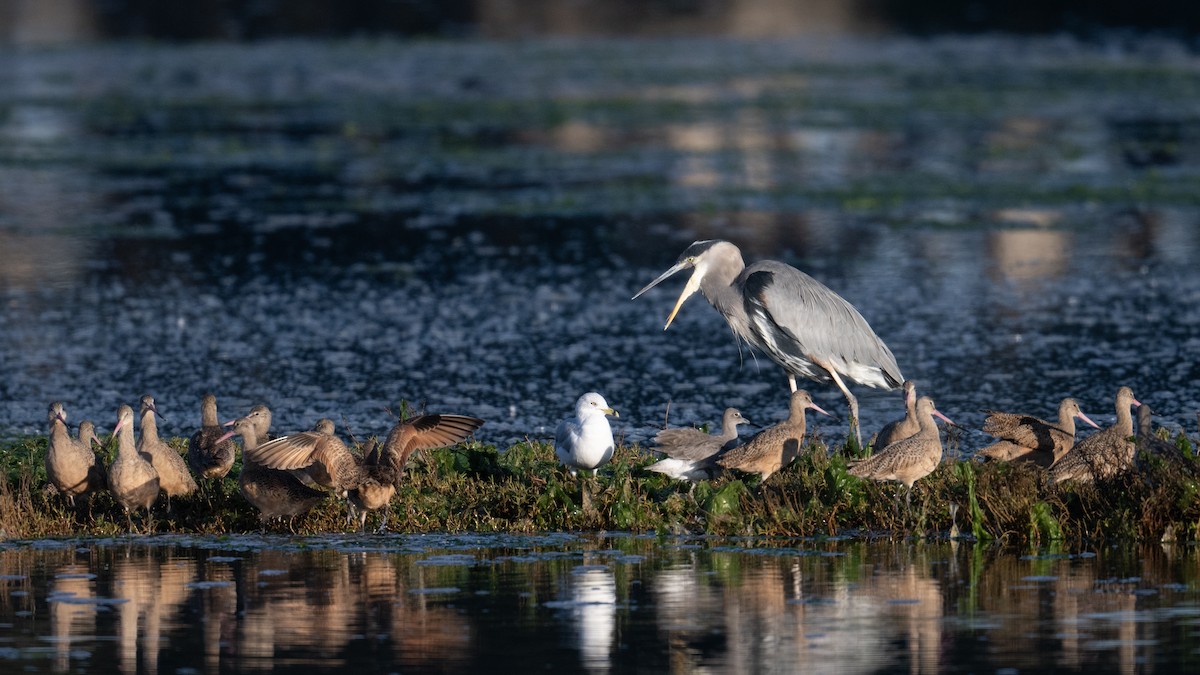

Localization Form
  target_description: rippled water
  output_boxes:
[0,534,1196,673]
[2,37,1200,454]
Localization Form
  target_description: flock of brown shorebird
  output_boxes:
[45,396,484,532]
[41,239,1185,532]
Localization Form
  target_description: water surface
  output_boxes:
[1,37,1200,453]
[0,534,1197,673]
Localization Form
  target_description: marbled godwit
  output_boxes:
[716,390,830,482]
[108,404,159,532]
[874,380,918,450]
[378,412,485,482]
[633,239,904,449]
[977,397,1100,467]
[45,403,106,507]
[248,411,483,528]
[186,393,237,485]
[1049,386,1141,484]
[137,395,198,505]
[648,407,752,481]
[218,414,324,530]
[1135,404,1196,474]
[556,392,618,476]
[346,440,399,532]
[848,396,952,510]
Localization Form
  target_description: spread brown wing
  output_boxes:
[248,432,326,470]
[982,412,1064,448]
[400,414,485,452]
[381,413,485,474]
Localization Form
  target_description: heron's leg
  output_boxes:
[823,366,862,450]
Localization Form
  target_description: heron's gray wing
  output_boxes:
[740,262,903,388]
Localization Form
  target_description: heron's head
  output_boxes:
[631,240,726,330]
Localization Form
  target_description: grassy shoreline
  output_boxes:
[4,432,1198,544]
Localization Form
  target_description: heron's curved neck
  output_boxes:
[700,258,745,316]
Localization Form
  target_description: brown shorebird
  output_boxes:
[977,397,1100,467]
[346,440,400,532]
[849,396,952,511]
[873,380,919,450]
[648,407,752,481]
[137,395,198,506]
[1049,386,1141,484]
[716,390,830,482]
[247,412,484,528]
[218,413,324,531]
[186,393,237,484]
[44,403,107,508]
[108,404,160,532]
[1135,404,1196,474]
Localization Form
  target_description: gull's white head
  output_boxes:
[575,392,619,419]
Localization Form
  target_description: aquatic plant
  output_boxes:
[0,433,1198,545]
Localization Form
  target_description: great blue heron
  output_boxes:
[633,239,903,448]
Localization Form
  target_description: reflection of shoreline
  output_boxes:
[1,536,1195,672]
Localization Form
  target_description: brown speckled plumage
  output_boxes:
[1049,387,1140,484]
[716,391,825,482]
[978,397,1098,467]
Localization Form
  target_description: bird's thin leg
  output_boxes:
[787,373,798,393]
[377,510,389,534]
[824,366,862,451]
[905,484,914,517]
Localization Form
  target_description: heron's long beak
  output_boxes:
[1076,411,1101,429]
[632,260,703,330]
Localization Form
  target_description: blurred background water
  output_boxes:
[2,3,1200,454]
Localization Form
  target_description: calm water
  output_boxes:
[0,534,1195,673]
